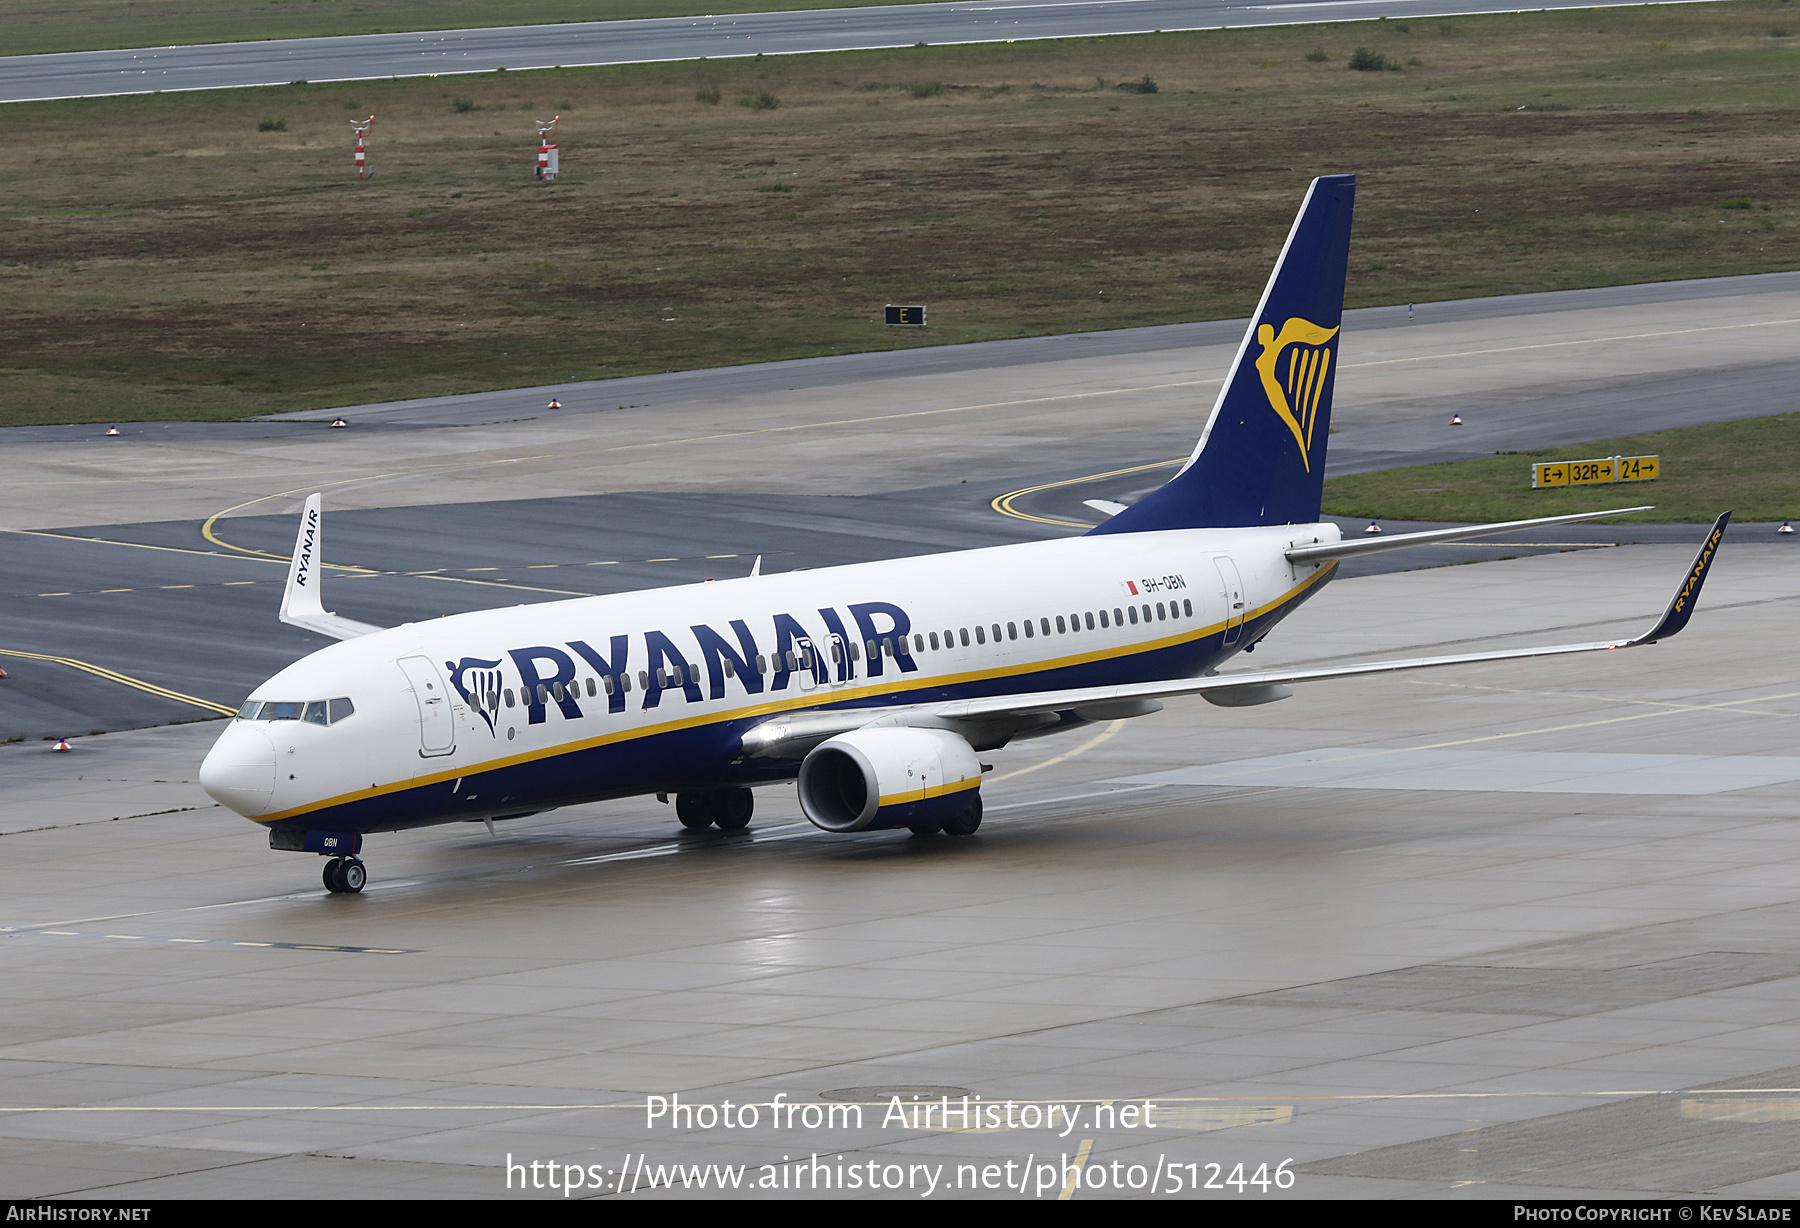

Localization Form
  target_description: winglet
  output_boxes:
[278,494,382,641]
[1626,511,1731,645]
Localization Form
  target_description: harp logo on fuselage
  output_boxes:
[1253,317,1340,473]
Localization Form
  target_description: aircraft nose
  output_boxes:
[199,724,277,817]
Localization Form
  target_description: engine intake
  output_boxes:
[797,727,983,833]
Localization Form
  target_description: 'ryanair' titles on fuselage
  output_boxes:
[448,600,921,734]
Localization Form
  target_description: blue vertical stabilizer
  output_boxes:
[1092,174,1356,534]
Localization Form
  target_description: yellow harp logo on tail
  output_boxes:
[1254,317,1340,472]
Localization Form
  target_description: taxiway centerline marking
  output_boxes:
[0,648,235,715]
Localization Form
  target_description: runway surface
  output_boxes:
[0,0,1708,104]
[3,541,1798,1198]
[1,275,1798,1198]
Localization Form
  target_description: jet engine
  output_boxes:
[797,727,984,834]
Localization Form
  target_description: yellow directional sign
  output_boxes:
[1532,454,1659,489]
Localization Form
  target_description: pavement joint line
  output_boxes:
[0,925,413,954]
[1343,316,1800,372]
[1121,690,1800,791]
[1405,678,1800,718]
[0,1090,1781,1113]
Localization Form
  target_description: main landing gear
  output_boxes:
[323,856,367,894]
[674,788,755,832]
[910,793,983,837]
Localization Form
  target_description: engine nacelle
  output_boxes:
[797,727,983,833]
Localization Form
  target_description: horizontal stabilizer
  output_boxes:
[1285,506,1654,564]
[279,493,383,641]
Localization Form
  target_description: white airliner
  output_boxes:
[199,175,1730,894]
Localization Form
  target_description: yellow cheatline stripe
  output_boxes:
[253,565,1337,825]
[1060,1139,1095,1201]
[990,459,1186,528]
[876,775,982,808]
[0,649,236,716]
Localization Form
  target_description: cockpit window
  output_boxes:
[240,697,355,724]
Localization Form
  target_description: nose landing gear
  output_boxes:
[323,857,367,894]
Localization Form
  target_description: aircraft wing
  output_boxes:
[742,512,1729,758]
[278,493,384,641]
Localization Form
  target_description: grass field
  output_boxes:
[1320,413,1800,523]
[2,3,1798,427]
[0,0,937,57]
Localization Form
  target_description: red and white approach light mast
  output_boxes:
[535,115,560,181]
[350,115,374,178]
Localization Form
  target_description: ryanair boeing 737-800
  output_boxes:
[199,175,1730,894]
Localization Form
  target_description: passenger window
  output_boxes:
[329,696,355,723]
[975,625,986,645]
[1157,603,1166,621]
[536,684,549,703]
[638,670,648,690]
[942,628,952,648]
[1023,620,1034,639]
[1099,610,1109,628]
[1085,612,1095,631]
[909,634,921,653]
[1127,607,1138,625]
[622,674,633,693]
[1055,616,1066,634]
[1113,607,1124,626]
[1142,604,1152,623]
[830,643,842,664]
[504,689,515,708]
[1007,622,1017,641]
[304,701,329,726]
[929,631,940,651]
[1184,598,1194,617]
[849,641,861,662]
[586,677,596,697]
[553,682,565,701]
[724,658,736,677]
[603,675,615,695]
[959,628,970,647]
